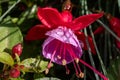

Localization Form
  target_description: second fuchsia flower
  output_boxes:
[94,14,120,49]
[25,7,108,79]
[107,14,120,49]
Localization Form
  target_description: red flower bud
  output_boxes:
[12,43,23,58]
[9,68,20,78]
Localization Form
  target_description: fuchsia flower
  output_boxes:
[26,7,108,79]
[26,7,103,54]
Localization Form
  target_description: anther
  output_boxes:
[75,58,79,63]
[62,59,67,65]
[57,55,61,59]
[45,68,49,74]
[79,72,84,78]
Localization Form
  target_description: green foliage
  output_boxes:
[0,52,14,66]
[21,58,50,73]
[0,21,23,52]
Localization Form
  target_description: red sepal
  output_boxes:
[25,25,50,40]
[37,7,64,28]
[72,13,103,31]
[93,26,105,35]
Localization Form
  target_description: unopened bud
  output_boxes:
[9,68,20,78]
[12,43,23,58]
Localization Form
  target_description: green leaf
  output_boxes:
[0,52,14,66]
[34,77,61,80]
[38,60,50,72]
[0,22,23,52]
[20,58,36,72]
[21,58,49,73]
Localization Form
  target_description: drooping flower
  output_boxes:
[106,14,120,48]
[25,7,108,79]
[42,26,108,80]
[26,7,103,54]
[43,26,82,65]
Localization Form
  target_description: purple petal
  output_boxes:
[42,27,83,65]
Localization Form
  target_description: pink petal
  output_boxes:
[61,11,73,22]
[76,32,96,54]
[71,13,103,31]
[37,7,64,28]
[42,37,83,65]
[25,25,50,40]
[45,27,80,47]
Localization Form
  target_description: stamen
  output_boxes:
[76,61,82,73]
[67,44,77,58]
[66,45,84,78]
[57,42,63,60]
[73,61,79,75]
[75,58,79,63]
[62,43,70,74]
[63,43,66,61]
[66,44,79,75]
[45,60,52,74]
[46,41,60,74]
[47,60,52,69]
[62,43,67,66]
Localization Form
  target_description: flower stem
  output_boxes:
[82,0,100,79]
[84,28,100,80]
[89,26,108,76]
